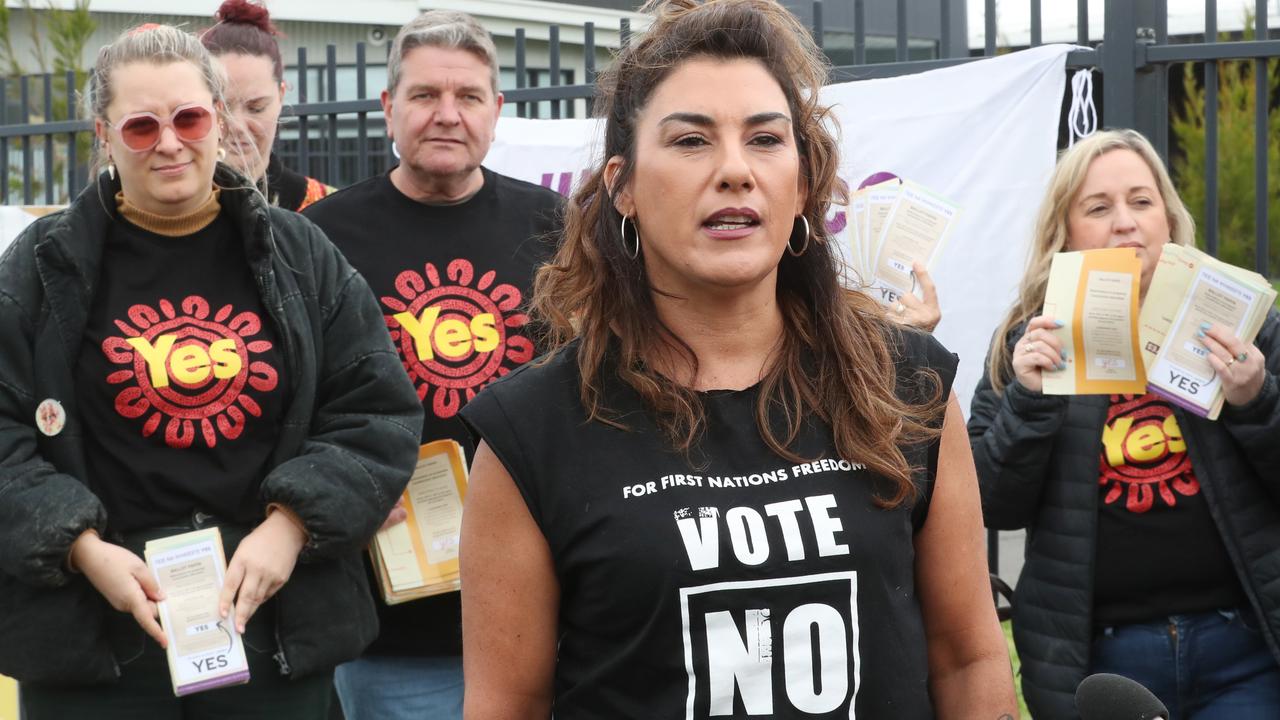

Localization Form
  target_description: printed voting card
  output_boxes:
[1041,248,1147,395]
[846,178,960,308]
[145,527,249,696]
[1139,243,1276,419]
[371,439,469,605]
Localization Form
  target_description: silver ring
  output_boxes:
[1023,342,1035,354]
[1236,351,1249,363]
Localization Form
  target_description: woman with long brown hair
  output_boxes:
[458,1,1014,717]
[970,129,1280,718]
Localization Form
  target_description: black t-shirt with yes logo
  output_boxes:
[77,213,287,534]
[304,166,561,657]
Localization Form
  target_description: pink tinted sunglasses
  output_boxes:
[107,103,216,152]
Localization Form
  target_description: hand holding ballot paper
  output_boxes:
[1041,247,1147,396]
[1037,244,1275,418]
[845,176,955,330]
[145,529,250,696]
[371,439,469,604]
[1139,244,1276,418]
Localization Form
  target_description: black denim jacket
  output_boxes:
[0,165,423,683]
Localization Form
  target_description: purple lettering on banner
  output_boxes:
[539,171,573,196]
[819,175,852,234]
[539,170,592,197]
[825,211,846,235]
[859,170,899,190]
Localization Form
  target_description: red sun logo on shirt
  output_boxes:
[382,259,534,419]
[102,296,279,449]
[1098,394,1199,513]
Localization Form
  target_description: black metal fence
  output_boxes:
[3,2,1276,269]
[0,16,1272,280]
[274,20,612,190]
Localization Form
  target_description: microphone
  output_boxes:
[1075,673,1169,720]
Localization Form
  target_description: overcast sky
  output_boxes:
[967,0,1280,48]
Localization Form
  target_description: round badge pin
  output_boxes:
[35,398,66,437]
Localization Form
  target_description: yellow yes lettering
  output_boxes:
[1100,413,1186,468]
[394,307,499,361]
[125,336,242,388]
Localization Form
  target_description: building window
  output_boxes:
[283,64,387,104]
[822,33,938,66]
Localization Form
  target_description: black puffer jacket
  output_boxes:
[968,311,1280,720]
[0,165,423,684]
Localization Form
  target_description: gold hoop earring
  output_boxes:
[787,215,811,257]
[620,215,641,260]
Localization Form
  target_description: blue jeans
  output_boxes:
[333,655,463,720]
[1091,607,1280,719]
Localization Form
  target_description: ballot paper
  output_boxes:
[867,181,960,306]
[145,528,249,696]
[1140,243,1276,419]
[846,178,960,308]
[371,439,469,605]
[1041,248,1148,395]
[846,194,869,282]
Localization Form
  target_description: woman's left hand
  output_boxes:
[1200,323,1267,407]
[218,510,308,633]
[889,262,941,332]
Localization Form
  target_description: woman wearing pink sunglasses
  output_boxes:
[0,23,422,719]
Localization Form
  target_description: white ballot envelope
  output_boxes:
[145,527,250,696]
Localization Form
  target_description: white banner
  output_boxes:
[0,207,44,255]
[488,45,1075,412]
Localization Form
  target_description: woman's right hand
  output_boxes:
[69,530,167,648]
[889,262,942,333]
[1012,315,1068,394]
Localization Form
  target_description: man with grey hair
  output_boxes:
[304,10,562,718]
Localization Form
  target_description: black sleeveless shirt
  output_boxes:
[461,329,956,719]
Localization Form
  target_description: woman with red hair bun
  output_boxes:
[202,0,333,211]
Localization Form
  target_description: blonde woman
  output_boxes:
[970,129,1280,719]
[0,24,421,718]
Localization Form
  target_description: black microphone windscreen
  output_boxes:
[1075,673,1169,720]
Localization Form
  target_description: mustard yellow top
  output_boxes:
[115,188,221,237]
